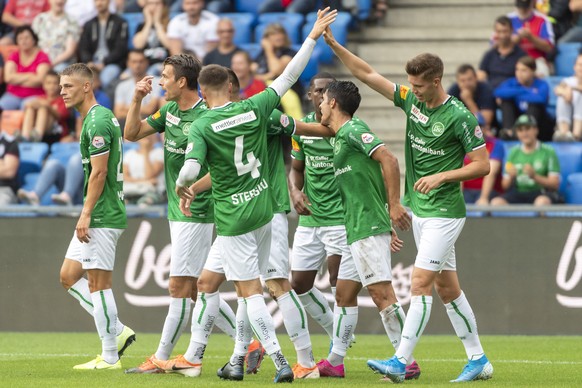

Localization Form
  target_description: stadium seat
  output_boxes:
[291,44,321,87]
[123,12,145,50]
[1,110,24,136]
[304,11,352,63]
[501,140,519,158]
[219,13,255,45]
[565,172,582,204]
[550,142,582,194]
[238,43,262,61]
[555,43,582,77]
[234,0,261,14]
[17,142,49,184]
[357,0,372,21]
[48,142,80,166]
[20,172,58,206]
[545,76,564,118]
[255,13,305,44]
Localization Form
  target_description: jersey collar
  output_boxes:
[210,101,233,110]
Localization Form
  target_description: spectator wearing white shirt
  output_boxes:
[167,0,218,60]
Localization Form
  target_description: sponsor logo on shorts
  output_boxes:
[429,260,440,265]
[364,273,375,279]
[267,268,276,273]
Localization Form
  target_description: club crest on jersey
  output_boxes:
[411,104,429,124]
[111,117,120,127]
[279,114,289,127]
[182,122,191,136]
[361,133,374,144]
[92,136,105,149]
[334,140,342,155]
[185,142,193,154]
[166,113,180,126]
[329,137,335,147]
[431,122,445,137]
[474,125,483,139]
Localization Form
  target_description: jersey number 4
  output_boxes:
[234,135,261,178]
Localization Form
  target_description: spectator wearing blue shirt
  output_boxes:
[448,64,497,135]
[494,55,554,141]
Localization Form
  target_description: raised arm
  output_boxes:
[124,76,158,141]
[323,27,395,101]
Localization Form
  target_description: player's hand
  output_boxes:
[75,213,91,243]
[179,197,192,217]
[390,203,411,231]
[413,173,444,194]
[523,164,535,178]
[475,196,489,206]
[134,75,154,101]
[322,25,336,46]
[308,7,337,41]
[291,190,312,216]
[176,184,193,200]
[390,230,403,253]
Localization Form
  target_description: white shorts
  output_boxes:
[220,222,271,281]
[65,228,124,271]
[262,213,290,281]
[412,215,465,272]
[291,225,348,271]
[203,238,224,274]
[348,233,393,287]
[169,221,213,277]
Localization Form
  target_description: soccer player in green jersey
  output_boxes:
[123,54,236,376]
[182,69,334,380]
[322,30,493,383]
[175,9,338,383]
[490,114,561,206]
[312,80,414,378]
[57,63,133,370]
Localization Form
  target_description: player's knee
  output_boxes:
[266,278,291,299]
[197,275,219,293]
[290,277,310,295]
[335,289,357,307]
[168,276,193,298]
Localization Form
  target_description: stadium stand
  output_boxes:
[48,142,79,166]
[555,42,581,77]
[545,75,564,118]
[234,0,261,14]
[123,12,145,50]
[1,110,24,136]
[255,13,305,44]
[566,173,582,204]
[304,11,351,63]
[17,142,49,184]
[219,12,255,45]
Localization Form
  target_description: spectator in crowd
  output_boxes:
[0,115,19,205]
[554,53,582,141]
[203,18,241,67]
[479,15,527,90]
[167,0,219,60]
[33,0,81,72]
[78,0,129,90]
[494,55,554,141]
[555,0,582,43]
[0,26,51,111]
[17,152,84,206]
[65,0,116,27]
[132,0,171,76]
[491,114,561,206]
[253,23,303,118]
[448,64,497,134]
[123,135,164,206]
[20,70,70,144]
[169,0,232,14]
[0,0,49,44]
[114,49,161,127]
[258,0,316,14]
[231,50,266,99]
[508,0,555,77]
[548,0,573,42]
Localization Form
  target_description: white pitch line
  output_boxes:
[1,353,580,365]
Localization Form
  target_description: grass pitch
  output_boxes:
[1,333,581,387]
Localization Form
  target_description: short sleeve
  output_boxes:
[345,122,384,157]
[267,109,295,137]
[87,115,115,157]
[185,123,207,164]
[291,136,304,161]
[392,83,410,111]
[456,114,486,154]
[147,103,168,133]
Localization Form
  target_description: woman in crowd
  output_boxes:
[132,0,171,76]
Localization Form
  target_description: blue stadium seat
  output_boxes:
[218,13,255,45]
[304,11,351,64]
[545,76,564,118]
[238,43,262,61]
[501,140,519,158]
[123,12,145,50]
[21,172,58,206]
[555,43,582,77]
[48,142,79,166]
[18,142,49,184]
[550,142,582,194]
[357,0,372,20]
[256,13,305,44]
[234,0,261,14]
[291,44,321,87]
[565,172,582,204]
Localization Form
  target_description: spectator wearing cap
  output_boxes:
[448,64,497,135]
[494,55,554,141]
[203,18,241,67]
[507,0,555,77]
[553,52,582,141]
[491,114,561,206]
